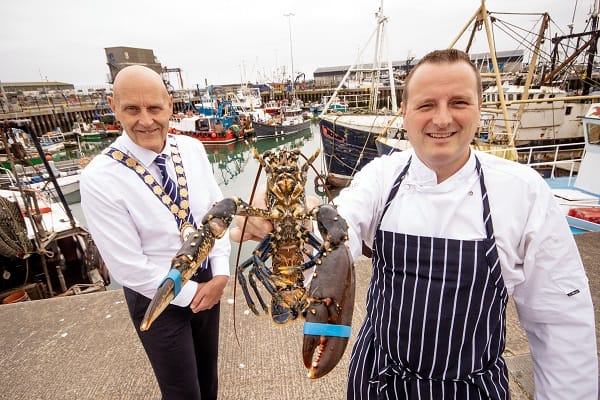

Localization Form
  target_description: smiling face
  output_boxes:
[401,60,481,183]
[108,66,173,154]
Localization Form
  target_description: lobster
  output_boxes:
[140,148,355,379]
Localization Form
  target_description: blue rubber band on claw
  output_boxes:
[303,322,351,338]
[160,269,182,297]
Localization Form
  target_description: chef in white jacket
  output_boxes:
[232,48,598,399]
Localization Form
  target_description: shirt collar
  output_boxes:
[115,132,170,168]
[405,149,477,191]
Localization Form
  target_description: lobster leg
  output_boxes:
[237,245,267,315]
[302,205,355,379]
[236,264,265,315]
[236,233,279,314]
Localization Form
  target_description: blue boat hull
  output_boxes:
[318,117,379,186]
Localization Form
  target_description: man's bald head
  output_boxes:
[112,65,169,102]
[108,65,173,153]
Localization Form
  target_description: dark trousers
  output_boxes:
[124,284,220,400]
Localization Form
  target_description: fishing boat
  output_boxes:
[318,1,399,188]
[39,130,67,153]
[0,163,82,197]
[310,96,349,116]
[252,99,311,139]
[453,1,600,152]
[376,0,600,162]
[225,86,263,111]
[169,99,253,145]
[98,113,122,137]
[0,127,66,165]
[71,120,107,141]
[543,103,600,233]
[169,113,246,145]
[253,14,311,140]
[0,120,109,304]
[264,100,282,116]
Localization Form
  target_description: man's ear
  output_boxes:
[107,96,116,113]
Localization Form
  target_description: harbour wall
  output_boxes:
[0,87,401,136]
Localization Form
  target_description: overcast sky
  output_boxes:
[0,0,593,89]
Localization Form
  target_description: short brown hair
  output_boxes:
[402,49,482,102]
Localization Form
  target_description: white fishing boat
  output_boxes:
[480,85,588,146]
[0,120,109,304]
[71,120,107,141]
[0,164,82,197]
[543,103,600,233]
[253,99,310,139]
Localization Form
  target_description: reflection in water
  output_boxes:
[251,128,313,154]
[205,128,314,187]
[205,141,252,186]
[63,137,117,160]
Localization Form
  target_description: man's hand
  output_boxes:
[229,189,322,243]
[190,275,229,313]
[229,189,273,242]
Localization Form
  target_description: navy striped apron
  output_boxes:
[348,157,510,400]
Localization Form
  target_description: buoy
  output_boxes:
[2,290,30,304]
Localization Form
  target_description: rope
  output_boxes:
[348,114,382,178]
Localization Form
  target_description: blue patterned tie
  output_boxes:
[155,153,206,272]
[155,154,180,206]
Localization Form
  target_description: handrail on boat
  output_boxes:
[0,165,18,186]
[478,141,585,179]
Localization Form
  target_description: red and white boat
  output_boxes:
[168,112,249,145]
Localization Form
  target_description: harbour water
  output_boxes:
[68,122,332,274]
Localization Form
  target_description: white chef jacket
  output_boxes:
[335,148,598,399]
[80,133,231,307]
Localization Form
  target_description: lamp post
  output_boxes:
[284,13,295,97]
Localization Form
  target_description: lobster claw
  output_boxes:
[139,198,238,331]
[302,206,355,379]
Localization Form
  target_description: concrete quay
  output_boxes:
[0,232,598,400]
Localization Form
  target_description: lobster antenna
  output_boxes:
[232,159,265,349]
[299,152,337,205]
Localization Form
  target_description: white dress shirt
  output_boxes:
[335,148,598,399]
[80,133,231,307]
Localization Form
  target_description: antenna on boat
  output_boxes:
[371,1,397,113]
[449,0,515,144]
[284,13,296,101]
[319,0,397,117]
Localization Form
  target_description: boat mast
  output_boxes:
[284,13,296,101]
[583,0,599,95]
[514,13,549,134]
[370,1,397,113]
[543,0,599,94]
[449,0,513,144]
[320,0,396,116]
